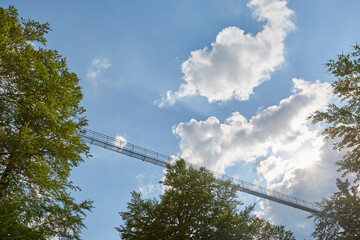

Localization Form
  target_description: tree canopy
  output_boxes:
[0,5,92,239]
[309,45,360,181]
[116,159,295,240]
[310,179,360,240]
[309,45,360,239]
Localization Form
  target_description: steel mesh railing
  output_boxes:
[80,129,319,214]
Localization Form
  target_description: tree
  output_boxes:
[310,179,360,240]
[309,45,360,239]
[116,159,295,240]
[309,45,360,181]
[0,6,93,239]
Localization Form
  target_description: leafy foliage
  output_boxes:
[0,6,93,239]
[310,179,360,240]
[309,45,360,239]
[116,159,295,240]
[309,45,360,181]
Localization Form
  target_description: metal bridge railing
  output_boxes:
[80,129,319,214]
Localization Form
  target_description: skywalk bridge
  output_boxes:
[80,129,320,214]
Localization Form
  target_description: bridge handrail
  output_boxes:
[80,128,319,213]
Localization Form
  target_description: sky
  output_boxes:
[2,0,360,239]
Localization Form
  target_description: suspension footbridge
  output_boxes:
[80,129,319,214]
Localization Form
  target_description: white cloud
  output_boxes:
[173,79,331,174]
[114,135,127,145]
[136,173,162,197]
[173,78,342,238]
[157,0,294,107]
[113,135,127,152]
[87,58,111,86]
[257,156,287,184]
[256,139,342,238]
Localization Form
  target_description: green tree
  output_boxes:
[309,45,360,181]
[309,45,360,239]
[310,179,360,240]
[0,6,93,239]
[116,159,295,240]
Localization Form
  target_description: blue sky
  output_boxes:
[3,0,360,239]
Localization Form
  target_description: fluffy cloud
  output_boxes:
[256,139,342,238]
[87,58,111,85]
[114,135,127,144]
[173,79,331,173]
[173,78,341,238]
[113,135,127,150]
[157,0,294,107]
